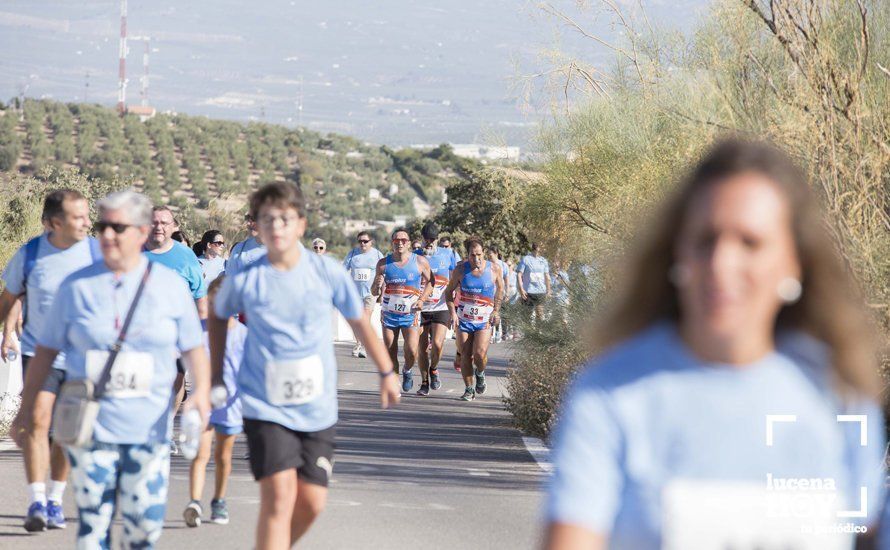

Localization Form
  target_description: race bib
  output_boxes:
[459,302,493,324]
[352,268,372,283]
[85,350,154,399]
[529,272,545,285]
[384,292,417,314]
[429,284,446,303]
[266,355,324,406]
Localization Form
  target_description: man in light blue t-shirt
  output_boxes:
[342,230,384,358]
[227,214,267,277]
[516,243,551,319]
[0,189,98,531]
[209,181,400,547]
[144,206,207,442]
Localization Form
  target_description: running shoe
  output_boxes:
[46,500,66,529]
[460,387,476,402]
[416,383,430,396]
[401,369,414,392]
[170,439,181,456]
[357,346,367,359]
[351,345,361,358]
[475,371,487,395]
[210,498,229,525]
[24,501,47,532]
[429,369,441,390]
[183,500,203,528]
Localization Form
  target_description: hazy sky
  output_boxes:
[0,1,709,148]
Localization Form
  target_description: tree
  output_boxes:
[433,167,529,259]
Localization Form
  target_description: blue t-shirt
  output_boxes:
[198,255,226,285]
[342,247,384,298]
[226,236,266,277]
[517,254,550,295]
[144,240,207,299]
[208,321,246,428]
[214,244,363,432]
[39,258,204,444]
[2,235,100,364]
[547,323,886,548]
[422,247,456,312]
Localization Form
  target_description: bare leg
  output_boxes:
[418,328,431,383]
[289,479,328,545]
[460,332,475,388]
[189,428,214,501]
[24,392,54,485]
[49,442,69,484]
[172,372,186,414]
[213,433,237,500]
[257,469,297,550]
[472,328,491,375]
[429,322,448,371]
[382,326,399,374]
[402,327,420,374]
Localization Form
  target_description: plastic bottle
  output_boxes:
[179,409,203,460]
[210,385,228,409]
[6,349,17,362]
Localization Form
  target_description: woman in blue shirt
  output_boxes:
[545,139,886,549]
[14,190,211,550]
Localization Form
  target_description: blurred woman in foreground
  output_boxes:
[545,139,886,549]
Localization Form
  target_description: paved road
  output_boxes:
[0,341,546,549]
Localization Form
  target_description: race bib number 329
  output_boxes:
[266,355,325,406]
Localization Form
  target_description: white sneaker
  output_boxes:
[357,346,367,358]
[351,345,361,358]
[183,500,202,528]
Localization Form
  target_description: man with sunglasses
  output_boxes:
[371,228,433,392]
[228,213,267,277]
[416,223,456,396]
[438,236,462,264]
[0,189,99,532]
[343,231,384,358]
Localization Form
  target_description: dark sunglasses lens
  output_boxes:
[97,222,127,234]
[358,240,370,244]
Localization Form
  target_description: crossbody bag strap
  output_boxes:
[93,262,154,400]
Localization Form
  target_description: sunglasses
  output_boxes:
[392,238,409,244]
[209,241,226,246]
[358,239,371,244]
[95,221,134,234]
[314,246,325,250]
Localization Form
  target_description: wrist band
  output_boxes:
[378,368,395,378]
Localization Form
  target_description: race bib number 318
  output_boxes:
[266,355,325,406]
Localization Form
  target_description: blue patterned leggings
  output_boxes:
[67,442,170,550]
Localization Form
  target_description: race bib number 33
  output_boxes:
[85,350,154,399]
[266,355,325,406]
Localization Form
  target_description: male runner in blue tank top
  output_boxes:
[371,228,433,393]
[416,222,456,396]
[444,237,504,401]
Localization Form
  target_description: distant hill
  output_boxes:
[0,99,480,246]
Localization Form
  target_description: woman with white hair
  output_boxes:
[14,189,211,549]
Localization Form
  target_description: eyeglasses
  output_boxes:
[258,215,300,228]
[210,241,225,247]
[392,238,409,244]
[358,239,371,244]
[96,221,134,234]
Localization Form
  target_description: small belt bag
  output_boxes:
[52,263,153,447]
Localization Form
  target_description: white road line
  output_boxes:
[467,469,491,477]
[0,438,17,452]
[522,436,553,473]
[446,389,455,393]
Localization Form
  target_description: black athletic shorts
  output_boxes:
[420,310,451,327]
[525,293,546,306]
[21,355,66,395]
[175,358,185,374]
[243,418,336,487]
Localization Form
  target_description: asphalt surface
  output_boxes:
[0,341,546,549]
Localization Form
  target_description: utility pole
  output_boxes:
[117,0,128,115]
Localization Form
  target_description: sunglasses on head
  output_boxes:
[95,221,133,234]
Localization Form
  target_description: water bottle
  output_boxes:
[179,408,203,460]
[6,349,17,362]
[210,385,228,409]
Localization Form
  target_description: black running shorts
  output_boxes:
[22,355,66,395]
[420,310,452,327]
[243,418,336,487]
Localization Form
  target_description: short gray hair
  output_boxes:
[97,189,153,227]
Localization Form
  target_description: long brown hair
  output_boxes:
[598,138,881,397]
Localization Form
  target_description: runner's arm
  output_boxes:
[416,256,433,304]
[181,344,211,425]
[1,297,22,361]
[491,264,505,326]
[545,272,552,296]
[370,258,386,297]
[544,523,607,550]
[195,296,208,320]
[444,264,463,320]
[0,288,22,327]
[207,309,229,389]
